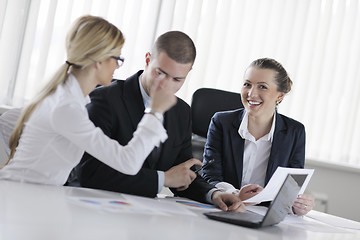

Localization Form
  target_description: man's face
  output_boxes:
[142,51,193,96]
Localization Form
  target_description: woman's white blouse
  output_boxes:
[0,74,167,185]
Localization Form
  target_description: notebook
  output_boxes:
[204,174,307,228]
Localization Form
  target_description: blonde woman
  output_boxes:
[0,15,176,185]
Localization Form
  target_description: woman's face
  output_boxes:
[240,67,285,120]
[97,51,122,86]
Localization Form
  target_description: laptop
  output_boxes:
[204,174,307,228]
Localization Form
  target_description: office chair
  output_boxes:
[190,88,243,160]
[191,88,243,138]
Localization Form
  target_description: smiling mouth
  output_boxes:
[248,100,261,106]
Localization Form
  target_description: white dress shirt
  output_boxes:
[215,112,275,193]
[0,107,22,157]
[0,74,168,185]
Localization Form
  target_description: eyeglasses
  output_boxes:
[111,56,125,67]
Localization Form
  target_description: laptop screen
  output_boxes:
[261,174,307,227]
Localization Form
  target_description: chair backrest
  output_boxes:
[191,88,243,138]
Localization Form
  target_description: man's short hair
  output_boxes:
[151,31,196,65]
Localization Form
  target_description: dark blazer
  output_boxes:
[202,108,305,189]
[77,71,213,203]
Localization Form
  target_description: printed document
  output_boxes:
[243,167,314,203]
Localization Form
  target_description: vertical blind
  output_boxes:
[1,0,360,168]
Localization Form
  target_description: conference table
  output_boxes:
[1,180,359,240]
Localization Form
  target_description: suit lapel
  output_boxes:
[230,111,245,188]
[146,107,174,170]
[154,101,184,170]
[122,71,161,169]
[265,112,286,185]
[152,110,174,169]
[123,71,146,130]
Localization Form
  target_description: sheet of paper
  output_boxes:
[159,196,219,211]
[123,194,197,216]
[247,206,353,233]
[243,167,314,203]
[67,196,162,215]
[283,215,352,233]
[305,210,360,230]
[67,193,197,216]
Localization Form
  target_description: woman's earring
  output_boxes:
[275,100,280,110]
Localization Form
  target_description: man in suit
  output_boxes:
[75,31,246,211]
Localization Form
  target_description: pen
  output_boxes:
[194,159,215,173]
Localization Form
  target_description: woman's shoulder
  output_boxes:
[277,113,305,130]
[213,108,244,119]
[212,108,244,127]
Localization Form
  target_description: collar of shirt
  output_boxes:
[238,111,276,142]
[67,73,91,105]
[138,74,151,109]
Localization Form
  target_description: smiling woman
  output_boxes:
[202,58,315,216]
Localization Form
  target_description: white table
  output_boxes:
[1,180,359,240]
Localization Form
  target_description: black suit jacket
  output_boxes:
[202,108,305,188]
[77,71,213,202]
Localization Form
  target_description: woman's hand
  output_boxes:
[238,184,263,203]
[149,78,177,114]
[292,194,315,216]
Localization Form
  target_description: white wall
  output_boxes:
[305,159,360,222]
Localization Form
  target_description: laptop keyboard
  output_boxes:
[216,210,264,223]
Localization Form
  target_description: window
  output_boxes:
[1,0,360,168]
[0,0,162,106]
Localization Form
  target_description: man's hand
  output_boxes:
[164,158,202,191]
[238,184,263,202]
[212,191,246,212]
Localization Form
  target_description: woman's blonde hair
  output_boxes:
[2,15,124,167]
